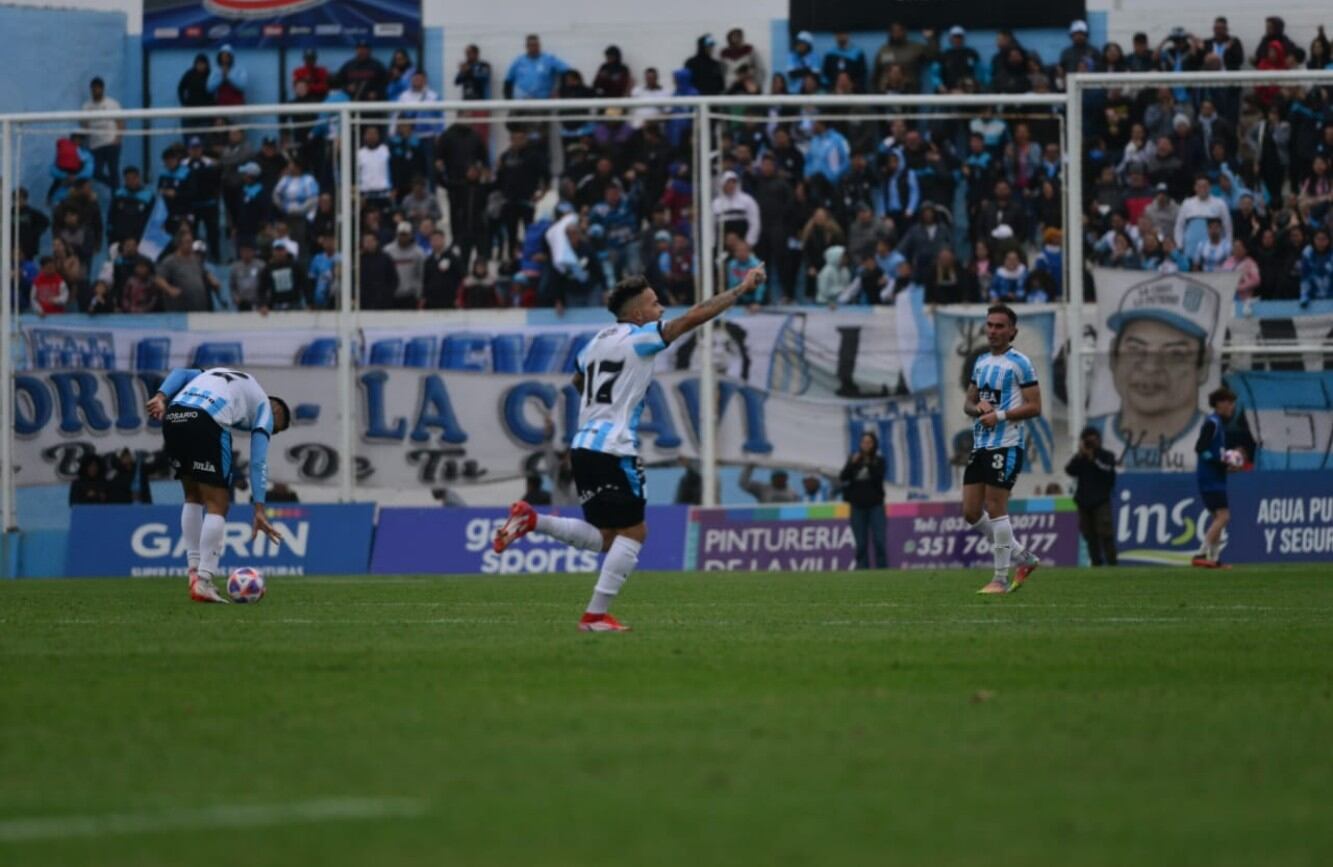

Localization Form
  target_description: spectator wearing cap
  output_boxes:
[721,28,765,92]
[822,32,866,93]
[232,162,269,243]
[1175,175,1232,261]
[787,31,821,90]
[939,27,980,91]
[386,220,425,308]
[455,44,492,100]
[874,22,937,93]
[592,46,631,98]
[107,167,154,246]
[81,77,124,190]
[228,237,263,311]
[259,241,309,311]
[339,40,389,101]
[181,136,222,261]
[294,49,330,100]
[685,34,725,96]
[177,54,213,130]
[504,34,569,100]
[207,45,248,106]
[1059,21,1102,74]
[713,170,761,249]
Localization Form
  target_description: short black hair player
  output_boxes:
[962,305,1044,594]
[146,368,291,603]
[494,266,766,631]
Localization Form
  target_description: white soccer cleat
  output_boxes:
[190,574,229,604]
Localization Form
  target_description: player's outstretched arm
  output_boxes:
[661,265,766,345]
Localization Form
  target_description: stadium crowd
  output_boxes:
[14,15,1333,316]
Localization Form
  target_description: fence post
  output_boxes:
[337,107,356,503]
[696,105,717,507]
[1,119,14,535]
[1065,77,1087,453]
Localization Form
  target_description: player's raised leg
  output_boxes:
[493,501,603,553]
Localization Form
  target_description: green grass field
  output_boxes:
[2,566,1332,866]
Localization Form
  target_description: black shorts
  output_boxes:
[571,448,646,529]
[162,405,233,488]
[1201,489,1229,511]
[963,446,1024,490]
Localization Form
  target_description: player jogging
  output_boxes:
[962,304,1043,594]
[146,367,291,603]
[494,267,767,632]
[1192,386,1238,569]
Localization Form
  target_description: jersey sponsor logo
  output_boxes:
[192,460,217,473]
[165,410,199,422]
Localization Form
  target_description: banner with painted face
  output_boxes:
[11,366,956,492]
[1085,269,1238,472]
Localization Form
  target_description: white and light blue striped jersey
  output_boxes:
[570,321,671,456]
[169,368,276,435]
[971,349,1038,451]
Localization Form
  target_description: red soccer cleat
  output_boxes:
[578,612,631,633]
[493,501,538,553]
[1191,556,1219,569]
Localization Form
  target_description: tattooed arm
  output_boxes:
[660,265,767,345]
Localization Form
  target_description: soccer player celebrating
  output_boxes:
[494,266,767,631]
[962,304,1043,594]
[1192,386,1239,568]
[146,368,291,603]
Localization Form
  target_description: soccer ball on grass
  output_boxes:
[227,567,266,603]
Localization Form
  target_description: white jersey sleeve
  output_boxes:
[570,322,670,456]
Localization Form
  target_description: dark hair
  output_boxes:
[987,303,1017,326]
[39,255,54,267]
[270,396,293,432]
[1209,387,1236,407]
[859,430,880,453]
[90,76,104,88]
[607,275,651,317]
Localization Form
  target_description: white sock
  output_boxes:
[970,510,1029,560]
[991,515,1013,581]
[1207,540,1222,561]
[586,535,641,615]
[198,514,226,580]
[536,514,603,552]
[181,503,204,575]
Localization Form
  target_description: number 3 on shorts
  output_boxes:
[992,453,1004,470]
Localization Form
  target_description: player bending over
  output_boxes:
[1192,387,1239,569]
[962,305,1043,594]
[494,266,767,632]
[146,367,291,603]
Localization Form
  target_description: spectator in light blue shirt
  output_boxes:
[805,120,850,185]
[787,31,822,89]
[1300,228,1333,307]
[504,34,570,100]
